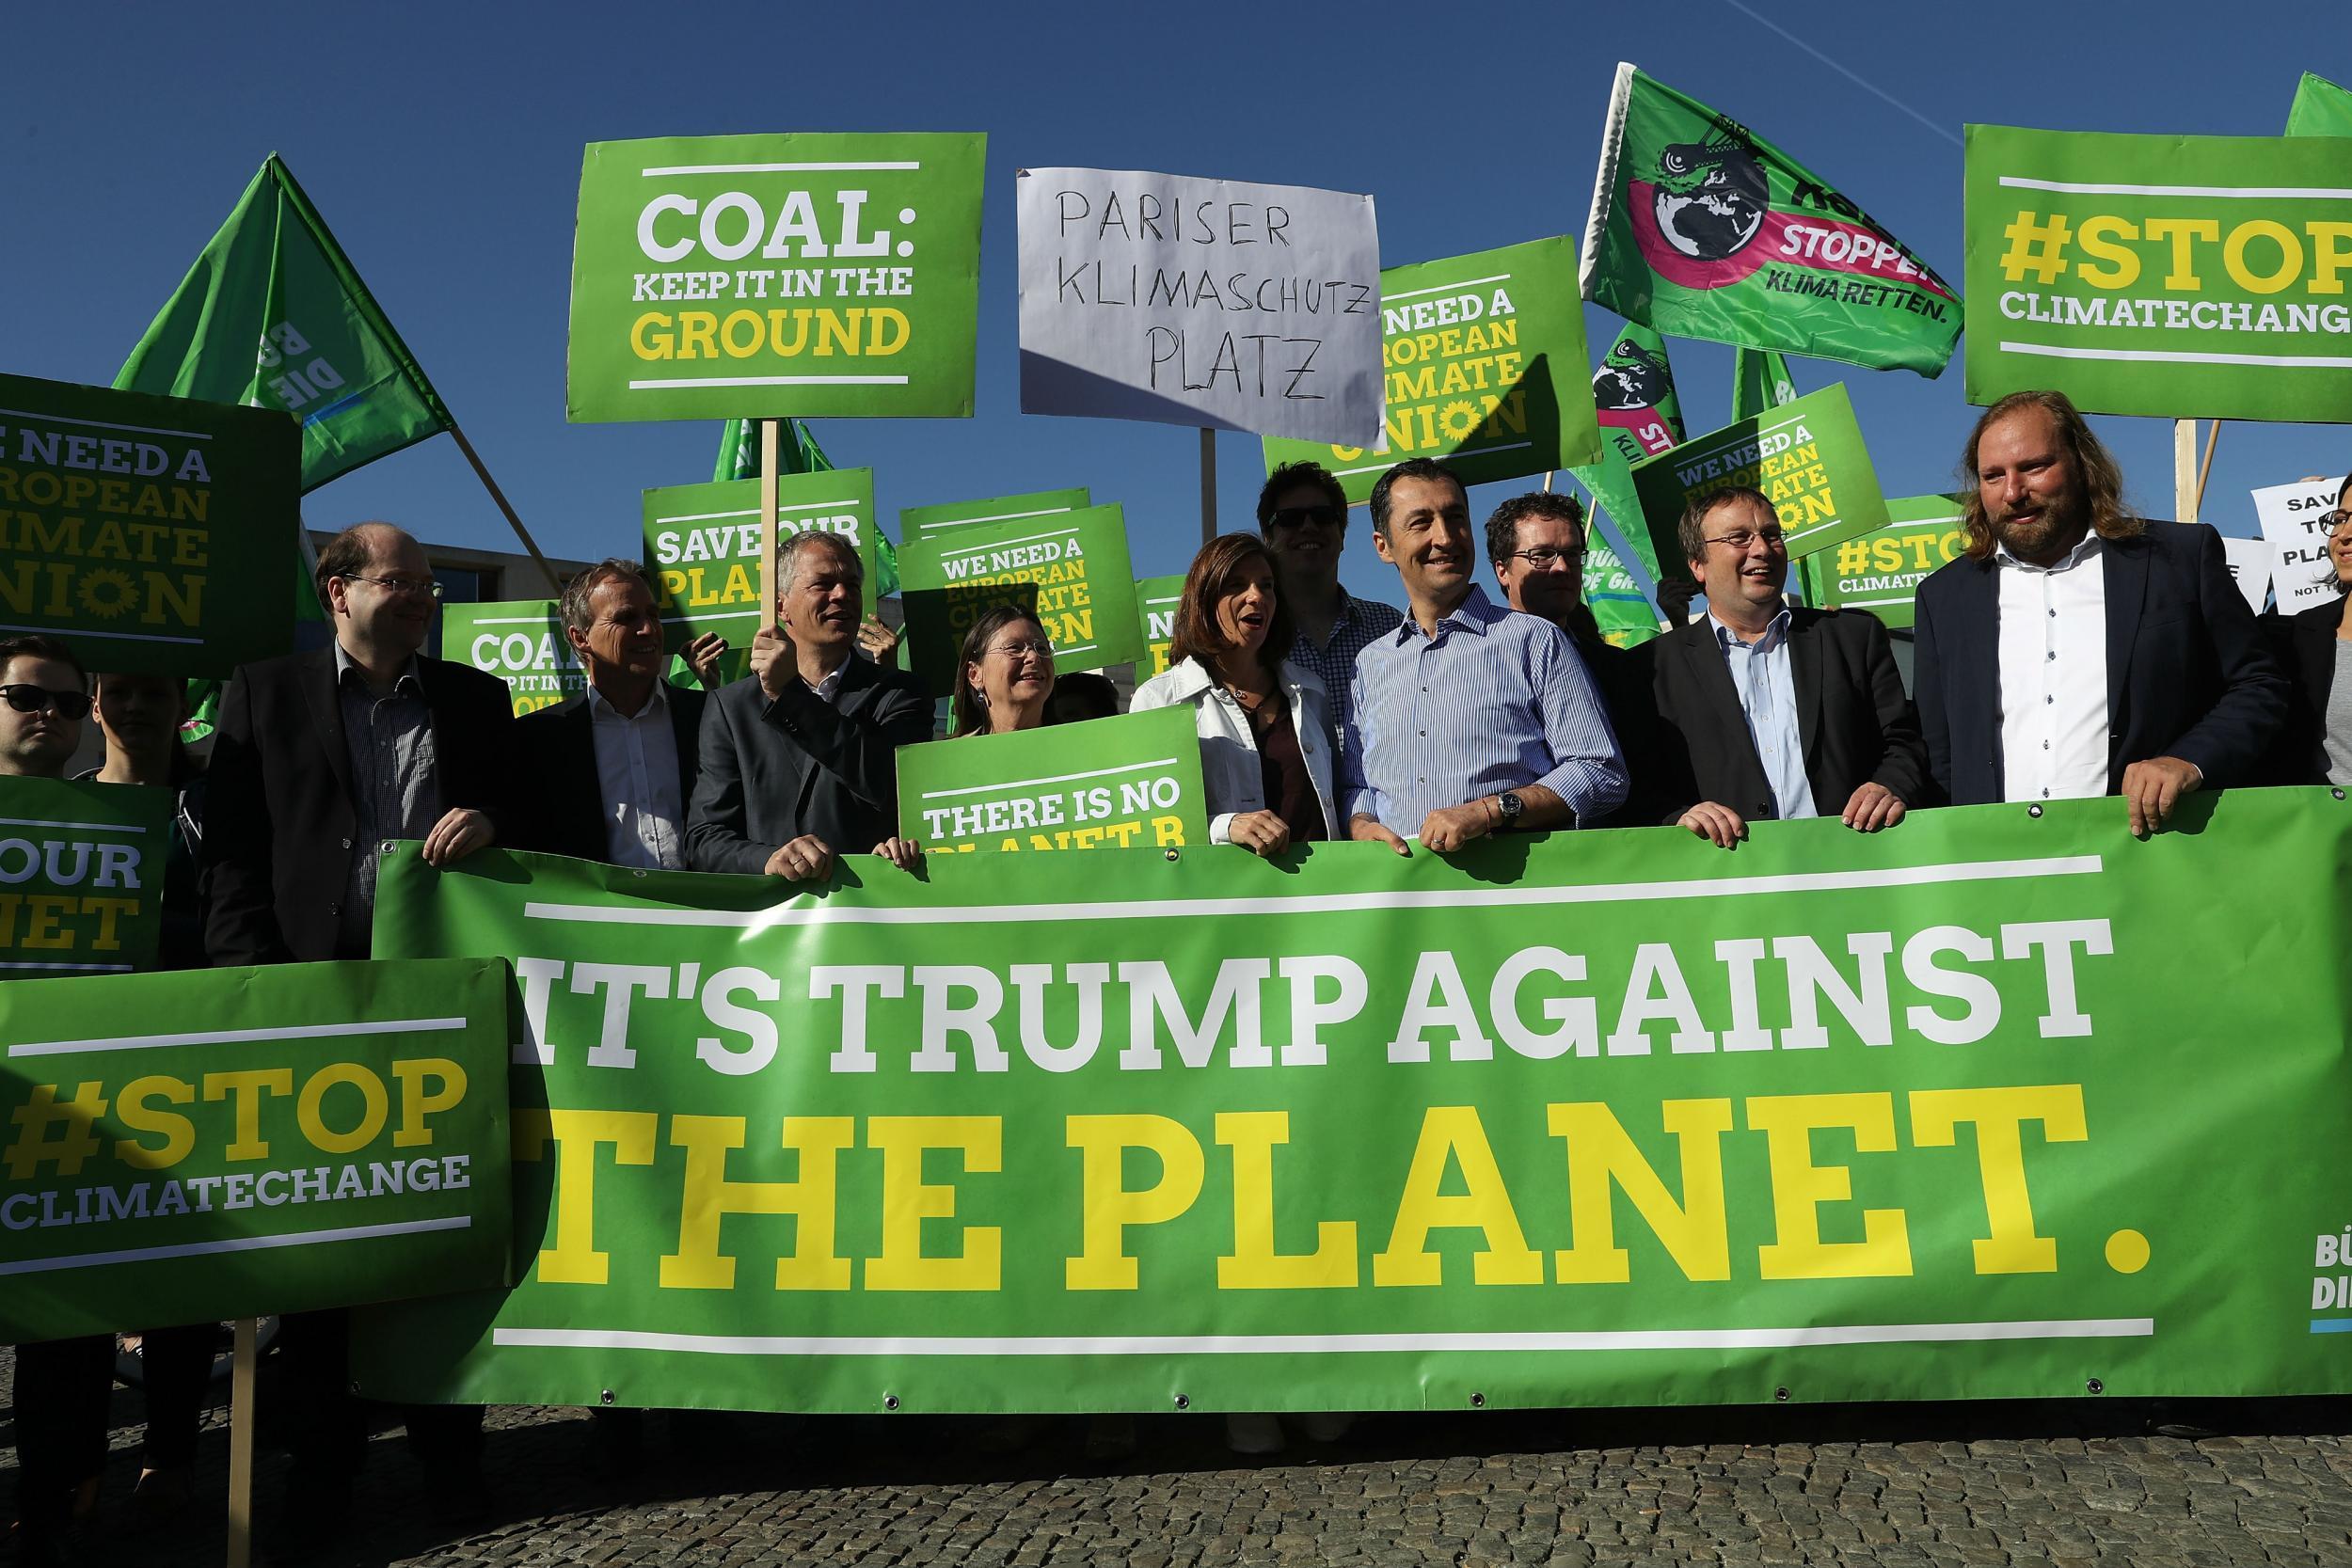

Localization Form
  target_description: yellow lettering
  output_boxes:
[1748,1093,1913,1280]
[513,1108,659,1287]
[1908,1085,2087,1275]
[1065,1114,1203,1291]
[865,1116,1002,1291]
[1372,1106,1542,1287]
[1549,1099,1733,1284]
[1216,1111,1357,1290]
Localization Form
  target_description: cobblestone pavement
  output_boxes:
[8,1347,2352,1566]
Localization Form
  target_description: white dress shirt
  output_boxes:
[1707,608,1818,820]
[588,682,686,869]
[1996,533,2110,802]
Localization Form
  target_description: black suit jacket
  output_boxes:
[202,645,520,965]
[515,684,707,862]
[1640,605,1930,822]
[685,659,933,873]
[2264,594,2350,784]
[1914,522,2287,806]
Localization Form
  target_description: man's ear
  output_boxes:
[1372,527,1396,565]
[564,624,592,657]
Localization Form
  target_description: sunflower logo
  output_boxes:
[1438,400,1482,441]
[78,568,137,620]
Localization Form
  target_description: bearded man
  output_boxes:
[1914,389,2285,832]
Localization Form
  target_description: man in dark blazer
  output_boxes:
[1915,390,2285,832]
[518,559,706,865]
[688,530,931,879]
[199,521,513,1546]
[1642,487,1929,847]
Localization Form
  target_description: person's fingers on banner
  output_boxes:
[421,807,494,867]
[872,836,923,871]
[1842,783,1906,833]
[1349,816,1412,857]
[765,833,835,882]
[1228,810,1290,859]
[857,617,900,668]
[1678,801,1746,850]
[2124,757,2201,837]
[1419,802,1493,855]
[682,632,729,687]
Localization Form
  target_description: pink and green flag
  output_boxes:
[1568,325,1686,645]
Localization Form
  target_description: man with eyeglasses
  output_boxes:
[1257,461,1402,752]
[1640,487,1928,848]
[200,521,515,1548]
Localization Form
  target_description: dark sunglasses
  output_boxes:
[1268,504,1345,531]
[0,684,93,720]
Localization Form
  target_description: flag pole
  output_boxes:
[444,421,564,594]
[225,1316,258,1568]
[2195,419,2223,518]
[758,420,782,630]
[2172,420,2199,522]
[1199,428,1216,546]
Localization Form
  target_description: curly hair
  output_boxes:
[1485,491,1585,565]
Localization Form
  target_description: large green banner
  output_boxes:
[899,487,1090,545]
[0,777,171,976]
[896,503,1143,700]
[1629,382,1889,568]
[1798,494,1969,631]
[568,134,986,423]
[1582,64,1960,377]
[1964,125,2352,421]
[644,467,881,689]
[441,599,586,717]
[0,372,297,677]
[357,791,2352,1414]
[1135,573,1184,679]
[897,707,1208,854]
[0,957,513,1341]
[1260,237,1602,503]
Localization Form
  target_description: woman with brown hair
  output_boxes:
[1131,533,1337,858]
[948,602,1057,738]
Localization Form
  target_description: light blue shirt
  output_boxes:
[1708,608,1817,820]
[1342,586,1626,832]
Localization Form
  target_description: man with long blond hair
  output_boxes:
[1914,389,2284,832]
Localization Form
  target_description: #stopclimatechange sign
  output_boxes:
[896,707,1208,854]
[0,777,171,976]
[1965,125,2352,421]
[895,503,1143,699]
[0,957,513,1341]
[1017,167,1382,444]
[1800,494,1969,630]
[1261,236,1602,502]
[1629,381,1889,569]
[441,600,585,717]
[0,372,296,677]
[356,792,2352,1415]
[567,134,986,422]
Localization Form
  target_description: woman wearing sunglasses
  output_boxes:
[2268,471,2352,784]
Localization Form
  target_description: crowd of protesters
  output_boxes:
[7,385,2349,1560]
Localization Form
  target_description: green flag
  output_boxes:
[1732,347,1800,421]
[1581,64,1960,376]
[2287,71,2352,137]
[713,418,834,483]
[1568,325,1687,645]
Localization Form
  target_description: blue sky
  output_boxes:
[5,1,2346,606]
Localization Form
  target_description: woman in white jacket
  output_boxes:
[1131,533,1339,858]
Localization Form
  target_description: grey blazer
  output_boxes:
[684,658,934,873]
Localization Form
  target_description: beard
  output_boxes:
[1993,485,2090,560]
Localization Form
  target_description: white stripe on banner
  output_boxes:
[2001,341,2352,370]
[522,854,2104,931]
[493,1318,2155,1356]
[918,757,1183,802]
[0,1216,472,1276]
[1996,175,2352,199]
[8,1016,469,1058]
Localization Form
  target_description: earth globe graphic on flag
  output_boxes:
[1650,141,1768,261]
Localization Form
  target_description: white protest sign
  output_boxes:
[1016,167,1382,444]
[2218,535,2273,617]
[2252,478,2344,615]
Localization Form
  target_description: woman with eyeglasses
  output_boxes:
[2268,472,2352,784]
[1131,533,1338,861]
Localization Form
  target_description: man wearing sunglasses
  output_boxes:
[0,633,89,780]
[200,520,515,1547]
[1256,462,1402,752]
[1641,487,1929,849]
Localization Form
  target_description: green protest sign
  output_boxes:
[896,707,1207,854]
[1261,237,1601,503]
[1800,494,1968,630]
[356,791,2352,1415]
[0,777,171,976]
[567,134,985,423]
[899,487,1091,544]
[440,600,585,717]
[1629,382,1888,568]
[1135,573,1184,679]
[0,372,297,678]
[896,503,1142,699]
[1582,64,1960,376]
[1964,125,2352,421]
[2287,72,2352,138]
[644,467,881,688]
[0,957,512,1341]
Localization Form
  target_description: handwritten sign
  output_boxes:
[1017,168,1381,443]
[896,707,1207,854]
[2252,478,2344,615]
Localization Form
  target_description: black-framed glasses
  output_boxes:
[1701,527,1788,553]
[340,572,445,599]
[1502,546,1585,570]
[1268,504,1345,531]
[0,684,93,721]
[2324,510,2351,531]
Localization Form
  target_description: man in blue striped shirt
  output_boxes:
[1341,459,1628,852]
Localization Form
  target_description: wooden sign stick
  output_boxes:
[758,420,782,634]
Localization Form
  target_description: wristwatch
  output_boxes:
[1495,790,1524,830]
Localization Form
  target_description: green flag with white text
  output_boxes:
[2287,72,2352,138]
[1581,64,1960,376]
